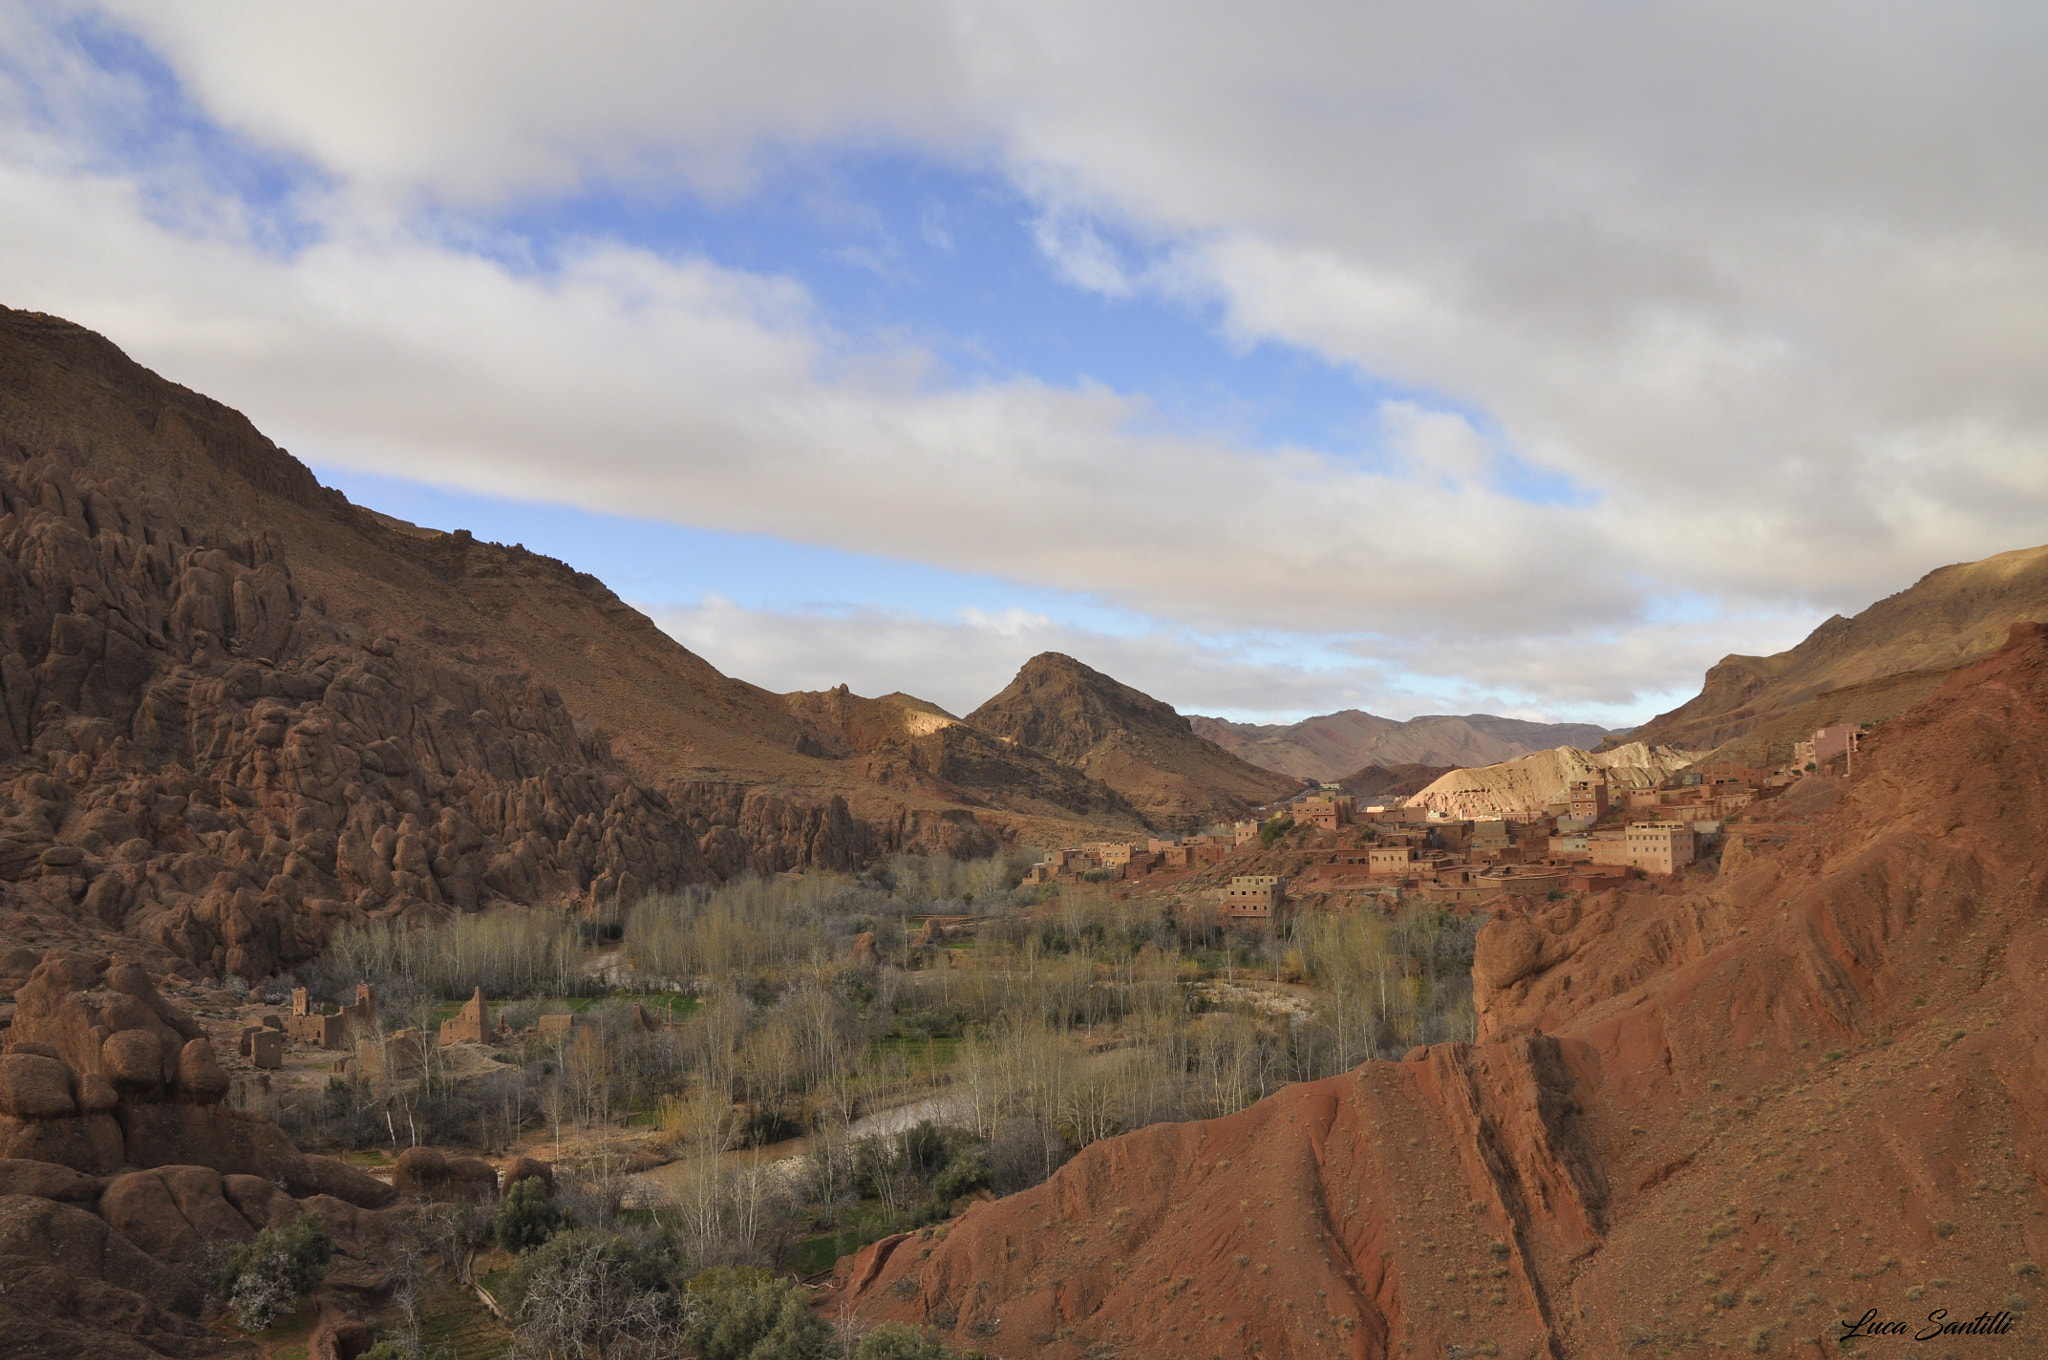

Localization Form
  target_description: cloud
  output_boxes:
[4,2,2045,722]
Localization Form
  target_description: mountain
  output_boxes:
[0,307,1218,977]
[1333,761,1457,802]
[1402,741,1700,819]
[1624,541,2048,764]
[967,653,1302,831]
[834,621,2048,1358]
[1192,709,1616,781]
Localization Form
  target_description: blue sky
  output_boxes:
[3,3,2040,729]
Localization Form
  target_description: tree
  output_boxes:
[495,1175,564,1252]
[218,1213,334,1331]
[506,1231,679,1360]
[682,1266,835,1360]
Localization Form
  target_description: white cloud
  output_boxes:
[3,2,2045,721]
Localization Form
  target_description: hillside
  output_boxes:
[968,653,1302,830]
[834,621,2048,1358]
[1193,709,1614,781]
[1402,741,1699,819]
[0,307,1244,977]
[1334,761,1457,802]
[1626,541,2048,763]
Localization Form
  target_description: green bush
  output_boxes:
[218,1212,334,1331]
[857,1322,960,1360]
[494,1175,563,1253]
[1259,814,1294,847]
[934,1144,991,1204]
[683,1266,836,1360]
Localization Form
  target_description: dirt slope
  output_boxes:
[1194,710,1614,781]
[1403,741,1699,819]
[832,624,2048,1358]
[968,653,1301,831]
[1627,541,2048,760]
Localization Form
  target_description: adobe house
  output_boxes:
[1369,846,1417,875]
[1219,874,1285,919]
[1568,779,1610,823]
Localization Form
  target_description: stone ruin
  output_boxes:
[286,982,379,1052]
[438,986,490,1046]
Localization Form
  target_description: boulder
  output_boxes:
[503,1155,554,1193]
[393,1145,498,1202]
[101,1166,255,1265]
[0,1156,99,1203]
[0,1052,77,1118]
[0,1193,199,1315]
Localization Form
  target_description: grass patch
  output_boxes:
[869,1034,964,1076]
[790,1227,869,1276]
[417,1284,514,1360]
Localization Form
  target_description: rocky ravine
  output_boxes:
[830,624,2048,1357]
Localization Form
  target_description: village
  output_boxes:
[1025,723,1868,923]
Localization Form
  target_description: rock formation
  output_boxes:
[831,623,2048,1357]
[1193,710,1615,782]
[1402,740,1698,820]
[0,952,431,1356]
[967,653,1300,831]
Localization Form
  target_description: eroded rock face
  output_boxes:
[0,443,712,977]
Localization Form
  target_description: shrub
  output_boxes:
[505,1231,678,1357]
[218,1213,334,1331]
[683,1266,836,1360]
[1259,814,1294,847]
[857,1322,960,1360]
[494,1175,564,1253]
[934,1144,991,1205]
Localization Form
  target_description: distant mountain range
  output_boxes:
[1190,710,1618,783]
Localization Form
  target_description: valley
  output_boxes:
[0,308,2044,1359]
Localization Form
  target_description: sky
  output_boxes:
[1,3,2043,727]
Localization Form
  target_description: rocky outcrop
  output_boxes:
[834,623,2048,1357]
[967,653,1300,831]
[0,956,431,1356]
[785,686,1143,827]
[391,1145,497,1202]
[3,952,393,1207]
[1402,740,1698,819]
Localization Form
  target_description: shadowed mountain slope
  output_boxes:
[968,653,1301,831]
[1625,541,2048,764]
[835,623,2048,1358]
[1194,709,1614,781]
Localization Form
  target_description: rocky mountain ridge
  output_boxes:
[968,652,1302,831]
[1624,540,2048,763]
